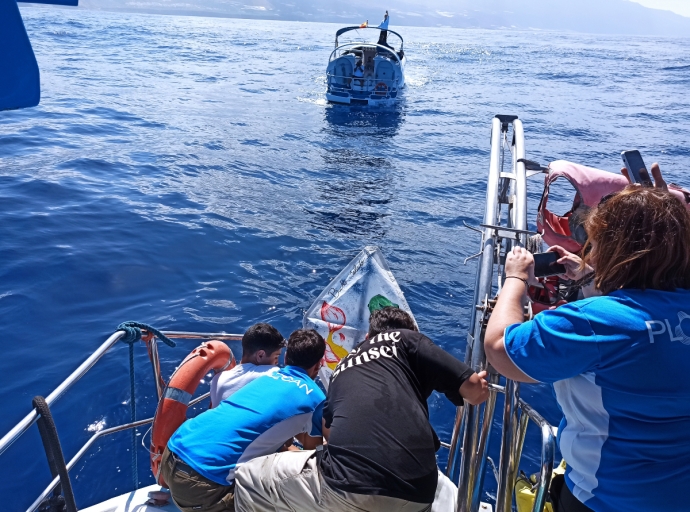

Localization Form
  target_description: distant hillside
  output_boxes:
[77,0,690,37]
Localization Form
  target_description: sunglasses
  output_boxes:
[598,192,617,206]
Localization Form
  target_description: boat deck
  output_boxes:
[81,485,180,512]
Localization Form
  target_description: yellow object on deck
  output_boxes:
[515,459,566,512]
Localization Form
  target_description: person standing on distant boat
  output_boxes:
[234,306,489,512]
[352,59,365,86]
[379,10,389,30]
[161,329,326,512]
[209,323,284,407]
[377,11,391,48]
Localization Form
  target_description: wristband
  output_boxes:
[504,275,529,287]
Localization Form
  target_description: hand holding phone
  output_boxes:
[533,252,567,278]
[621,150,654,187]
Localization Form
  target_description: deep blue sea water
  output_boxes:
[1,7,689,510]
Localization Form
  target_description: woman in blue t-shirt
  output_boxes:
[484,185,690,512]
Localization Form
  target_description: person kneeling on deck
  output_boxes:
[161,329,326,512]
[210,323,285,407]
[234,306,489,512]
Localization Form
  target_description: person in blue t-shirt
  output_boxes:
[161,329,326,512]
[484,186,690,512]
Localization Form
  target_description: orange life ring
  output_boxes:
[374,82,388,96]
[150,340,235,487]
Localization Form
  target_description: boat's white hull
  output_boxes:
[326,91,403,106]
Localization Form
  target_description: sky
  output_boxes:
[630,0,690,17]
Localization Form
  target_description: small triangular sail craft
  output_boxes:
[303,246,417,385]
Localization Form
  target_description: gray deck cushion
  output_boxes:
[374,60,395,83]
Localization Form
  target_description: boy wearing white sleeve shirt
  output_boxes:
[210,323,285,407]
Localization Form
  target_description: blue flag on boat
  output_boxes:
[378,11,390,30]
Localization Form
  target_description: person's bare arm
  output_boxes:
[484,247,539,383]
[458,370,489,405]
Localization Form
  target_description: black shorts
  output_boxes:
[550,474,594,512]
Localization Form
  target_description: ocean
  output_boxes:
[1,6,689,509]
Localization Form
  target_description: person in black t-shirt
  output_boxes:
[234,307,488,512]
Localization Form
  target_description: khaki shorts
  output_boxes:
[234,449,457,512]
[161,446,235,512]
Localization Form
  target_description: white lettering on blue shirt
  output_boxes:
[646,311,690,344]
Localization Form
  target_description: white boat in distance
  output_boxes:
[326,25,406,105]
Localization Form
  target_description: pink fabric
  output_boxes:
[537,160,690,252]
[547,160,628,207]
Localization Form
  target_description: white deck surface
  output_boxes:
[81,485,181,512]
[79,483,494,512]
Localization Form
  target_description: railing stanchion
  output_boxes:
[532,424,556,512]
[518,400,556,512]
[469,372,500,510]
[445,406,465,480]
[456,403,480,512]
[148,337,164,400]
[495,379,520,512]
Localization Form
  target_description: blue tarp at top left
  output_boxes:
[1,0,78,112]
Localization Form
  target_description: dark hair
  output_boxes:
[242,323,285,356]
[285,329,326,369]
[368,306,417,337]
[584,186,690,294]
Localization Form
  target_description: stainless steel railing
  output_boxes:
[0,328,242,512]
[328,43,403,66]
[0,330,125,458]
[448,115,555,512]
[326,73,399,96]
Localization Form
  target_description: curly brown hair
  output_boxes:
[584,186,690,294]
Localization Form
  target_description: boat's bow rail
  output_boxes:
[0,327,242,512]
[328,43,404,64]
[445,115,556,512]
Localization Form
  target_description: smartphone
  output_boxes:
[621,150,653,187]
[533,252,566,278]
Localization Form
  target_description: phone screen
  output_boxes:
[621,150,653,187]
[533,252,566,278]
